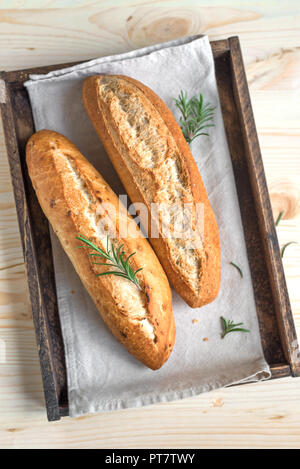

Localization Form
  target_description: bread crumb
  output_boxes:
[212,398,224,408]
[203,337,209,342]
[192,319,198,324]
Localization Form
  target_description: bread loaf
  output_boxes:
[82,75,221,308]
[26,130,175,370]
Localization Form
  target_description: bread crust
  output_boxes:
[26,130,175,370]
[82,75,221,308]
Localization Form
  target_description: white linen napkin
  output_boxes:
[25,35,270,417]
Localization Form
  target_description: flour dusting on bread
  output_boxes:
[99,76,205,294]
[58,152,154,328]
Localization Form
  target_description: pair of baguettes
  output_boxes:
[26,75,221,370]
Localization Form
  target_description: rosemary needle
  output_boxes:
[76,235,143,290]
[230,262,243,278]
[221,316,250,339]
[275,211,284,226]
[281,241,298,258]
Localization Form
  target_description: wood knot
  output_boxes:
[126,9,198,47]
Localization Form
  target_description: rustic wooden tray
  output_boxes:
[1,37,299,421]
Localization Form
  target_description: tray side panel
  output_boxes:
[0,78,68,420]
[228,36,300,376]
[214,49,288,370]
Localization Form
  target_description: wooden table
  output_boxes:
[0,1,299,449]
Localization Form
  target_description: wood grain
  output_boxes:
[0,0,299,449]
[2,37,297,419]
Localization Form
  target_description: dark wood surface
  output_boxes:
[228,37,300,377]
[0,37,299,421]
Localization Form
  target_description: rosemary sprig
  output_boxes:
[275,210,284,226]
[281,241,298,258]
[174,90,216,145]
[76,235,143,290]
[230,262,243,278]
[221,316,250,339]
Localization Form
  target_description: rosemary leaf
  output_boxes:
[275,211,284,226]
[281,241,298,258]
[230,262,243,278]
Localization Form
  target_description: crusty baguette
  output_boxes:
[26,130,175,370]
[82,75,221,308]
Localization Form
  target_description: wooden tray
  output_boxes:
[1,37,299,421]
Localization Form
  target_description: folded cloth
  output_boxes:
[25,35,270,417]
